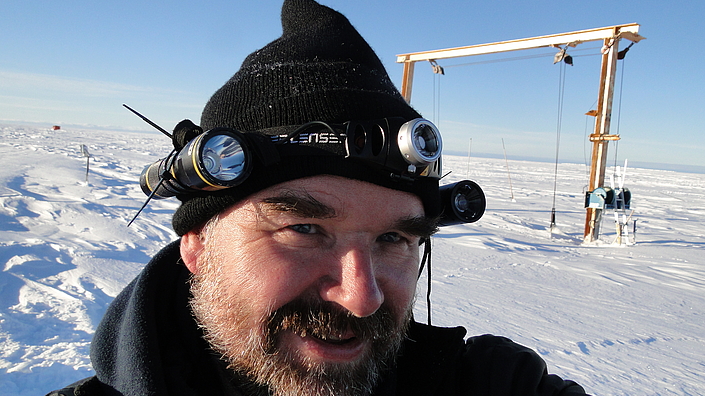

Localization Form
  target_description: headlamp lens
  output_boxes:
[398,119,442,166]
[414,124,439,156]
[454,193,469,213]
[139,128,252,199]
[438,180,486,226]
[201,134,247,182]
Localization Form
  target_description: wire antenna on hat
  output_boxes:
[123,104,173,138]
[127,154,179,227]
[123,104,175,226]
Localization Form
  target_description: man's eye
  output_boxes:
[378,232,402,243]
[288,224,316,234]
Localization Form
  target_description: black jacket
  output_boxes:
[47,241,588,396]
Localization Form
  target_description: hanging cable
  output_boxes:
[612,54,628,168]
[436,74,441,125]
[429,60,444,125]
[550,59,567,232]
[430,72,442,123]
[434,73,442,124]
[431,71,437,123]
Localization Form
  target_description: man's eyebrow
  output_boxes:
[393,215,439,239]
[260,191,336,219]
[259,191,438,237]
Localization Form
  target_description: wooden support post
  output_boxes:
[400,57,416,103]
[583,32,621,242]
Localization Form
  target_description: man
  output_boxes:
[49,0,588,395]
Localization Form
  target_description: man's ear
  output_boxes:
[180,230,205,274]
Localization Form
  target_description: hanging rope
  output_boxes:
[429,60,444,125]
[437,74,441,124]
[432,71,437,123]
[612,54,628,168]
[550,59,568,231]
[423,60,444,325]
[432,73,442,124]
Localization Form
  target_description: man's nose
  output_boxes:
[319,243,384,318]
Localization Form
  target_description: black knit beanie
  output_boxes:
[171,0,440,235]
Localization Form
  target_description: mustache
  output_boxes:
[266,298,397,345]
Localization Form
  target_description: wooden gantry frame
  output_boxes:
[396,24,646,242]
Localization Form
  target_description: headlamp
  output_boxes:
[397,118,442,166]
[141,117,445,200]
[140,128,252,198]
[438,180,486,226]
[136,115,485,226]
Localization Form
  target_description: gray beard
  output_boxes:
[189,249,412,396]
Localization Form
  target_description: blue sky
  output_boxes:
[1,0,703,170]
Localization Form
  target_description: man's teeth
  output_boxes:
[309,332,351,343]
[292,327,354,343]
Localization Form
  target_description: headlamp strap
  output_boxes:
[244,133,281,167]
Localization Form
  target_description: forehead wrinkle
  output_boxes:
[260,189,337,219]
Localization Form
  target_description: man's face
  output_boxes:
[181,175,435,396]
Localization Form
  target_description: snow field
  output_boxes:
[1,125,703,395]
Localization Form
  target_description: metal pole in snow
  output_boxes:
[466,138,472,179]
[502,138,515,201]
[80,144,90,183]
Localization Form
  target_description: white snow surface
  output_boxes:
[1,124,703,395]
